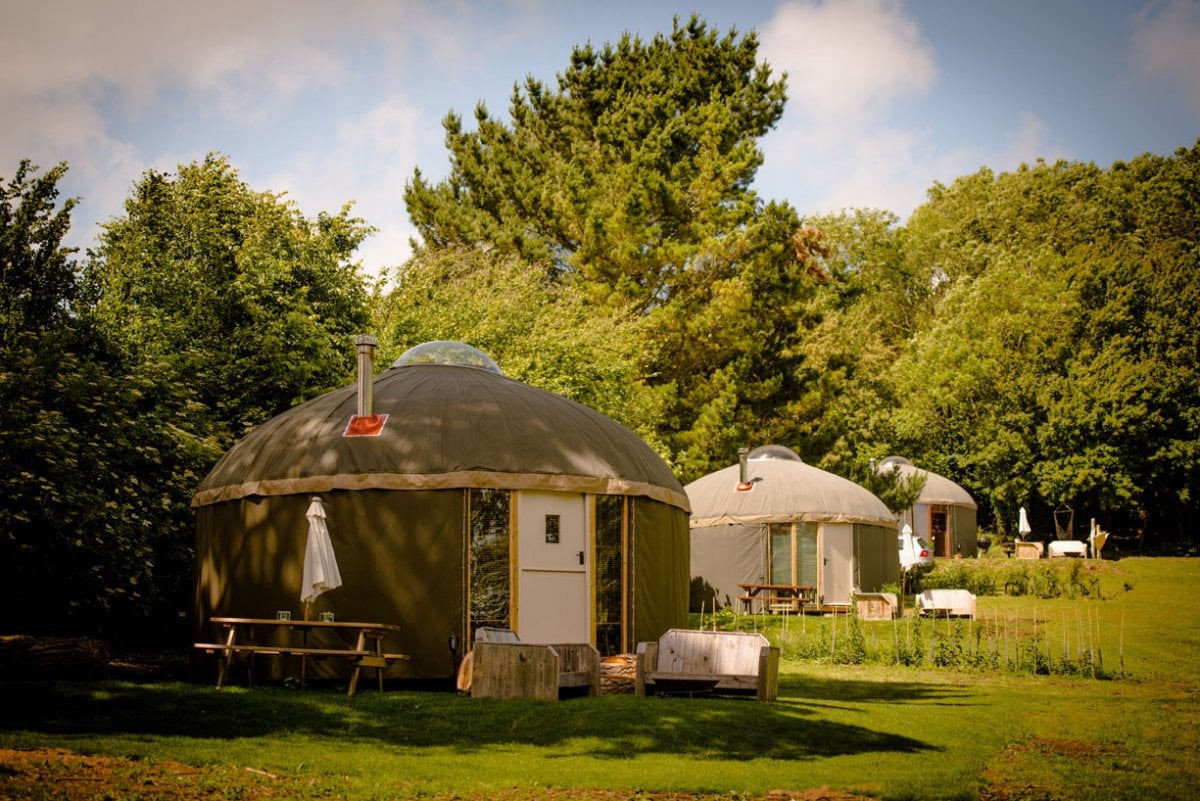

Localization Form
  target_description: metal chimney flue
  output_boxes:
[355,335,377,418]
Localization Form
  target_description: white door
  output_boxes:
[821,524,855,605]
[516,491,589,643]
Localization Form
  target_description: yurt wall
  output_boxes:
[917,502,979,558]
[194,487,689,682]
[690,523,760,611]
[193,490,465,681]
[854,524,902,592]
[631,498,690,645]
[952,505,978,557]
[690,520,900,612]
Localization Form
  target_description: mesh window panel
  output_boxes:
[769,523,792,584]
[468,488,510,639]
[595,495,625,656]
[798,522,818,588]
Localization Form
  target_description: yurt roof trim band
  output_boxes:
[192,470,689,511]
[690,511,898,528]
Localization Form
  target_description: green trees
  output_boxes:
[2,155,376,637]
[4,21,1197,645]
[783,210,929,472]
[1,161,219,634]
[406,16,786,310]
[401,17,810,479]
[89,154,374,441]
[891,145,1200,541]
[372,246,664,445]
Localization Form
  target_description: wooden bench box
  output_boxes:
[1015,541,1044,560]
[1048,541,1088,558]
[459,628,601,700]
[855,592,899,621]
[915,589,977,619]
[635,628,779,701]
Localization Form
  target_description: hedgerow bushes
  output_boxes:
[917,558,1105,599]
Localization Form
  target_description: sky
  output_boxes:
[3,0,1198,279]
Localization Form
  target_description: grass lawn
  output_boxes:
[2,556,1198,800]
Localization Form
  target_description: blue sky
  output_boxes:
[3,0,1197,279]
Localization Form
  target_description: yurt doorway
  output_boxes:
[516,491,589,643]
[928,506,949,557]
[822,524,854,605]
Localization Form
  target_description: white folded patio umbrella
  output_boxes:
[1018,506,1032,539]
[302,496,342,612]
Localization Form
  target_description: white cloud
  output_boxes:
[754,1,1072,221]
[998,112,1068,168]
[758,0,936,125]
[0,1,358,123]
[1131,0,1200,115]
[269,95,428,280]
[755,0,939,218]
[0,0,543,267]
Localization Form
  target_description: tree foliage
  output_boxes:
[406,16,786,312]
[403,17,812,480]
[782,210,930,473]
[1,161,220,635]
[891,145,1200,541]
[6,24,1200,646]
[372,246,666,449]
[88,154,374,441]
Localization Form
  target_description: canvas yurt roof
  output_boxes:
[193,341,689,511]
[877,456,977,509]
[686,445,896,528]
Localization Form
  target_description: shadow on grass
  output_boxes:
[0,674,945,762]
[780,673,982,709]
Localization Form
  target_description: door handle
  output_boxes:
[578,550,585,565]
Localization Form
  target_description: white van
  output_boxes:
[899,523,935,574]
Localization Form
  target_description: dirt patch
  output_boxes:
[979,737,1133,801]
[0,747,275,800]
[0,748,878,801]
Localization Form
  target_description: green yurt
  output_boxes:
[192,340,690,682]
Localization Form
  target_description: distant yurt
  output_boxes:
[877,456,978,558]
[192,339,690,682]
[688,445,899,611]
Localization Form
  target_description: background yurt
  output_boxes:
[688,445,900,612]
[877,456,978,558]
[191,339,690,683]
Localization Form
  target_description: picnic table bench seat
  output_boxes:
[192,617,410,695]
[635,628,779,701]
[195,642,369,658]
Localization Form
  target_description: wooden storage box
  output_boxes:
[855,592,899,620]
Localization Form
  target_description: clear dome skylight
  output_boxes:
[748,444,803,462]
[390,341,502,373]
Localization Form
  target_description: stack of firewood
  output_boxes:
[600,653,636,694]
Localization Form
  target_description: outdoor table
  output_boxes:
[736,583,816,613]
[194,617,405,695]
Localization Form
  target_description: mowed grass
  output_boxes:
[2,556,1198,800]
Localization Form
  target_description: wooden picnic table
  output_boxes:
[194,617,407,695]
[736,583,816,613]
